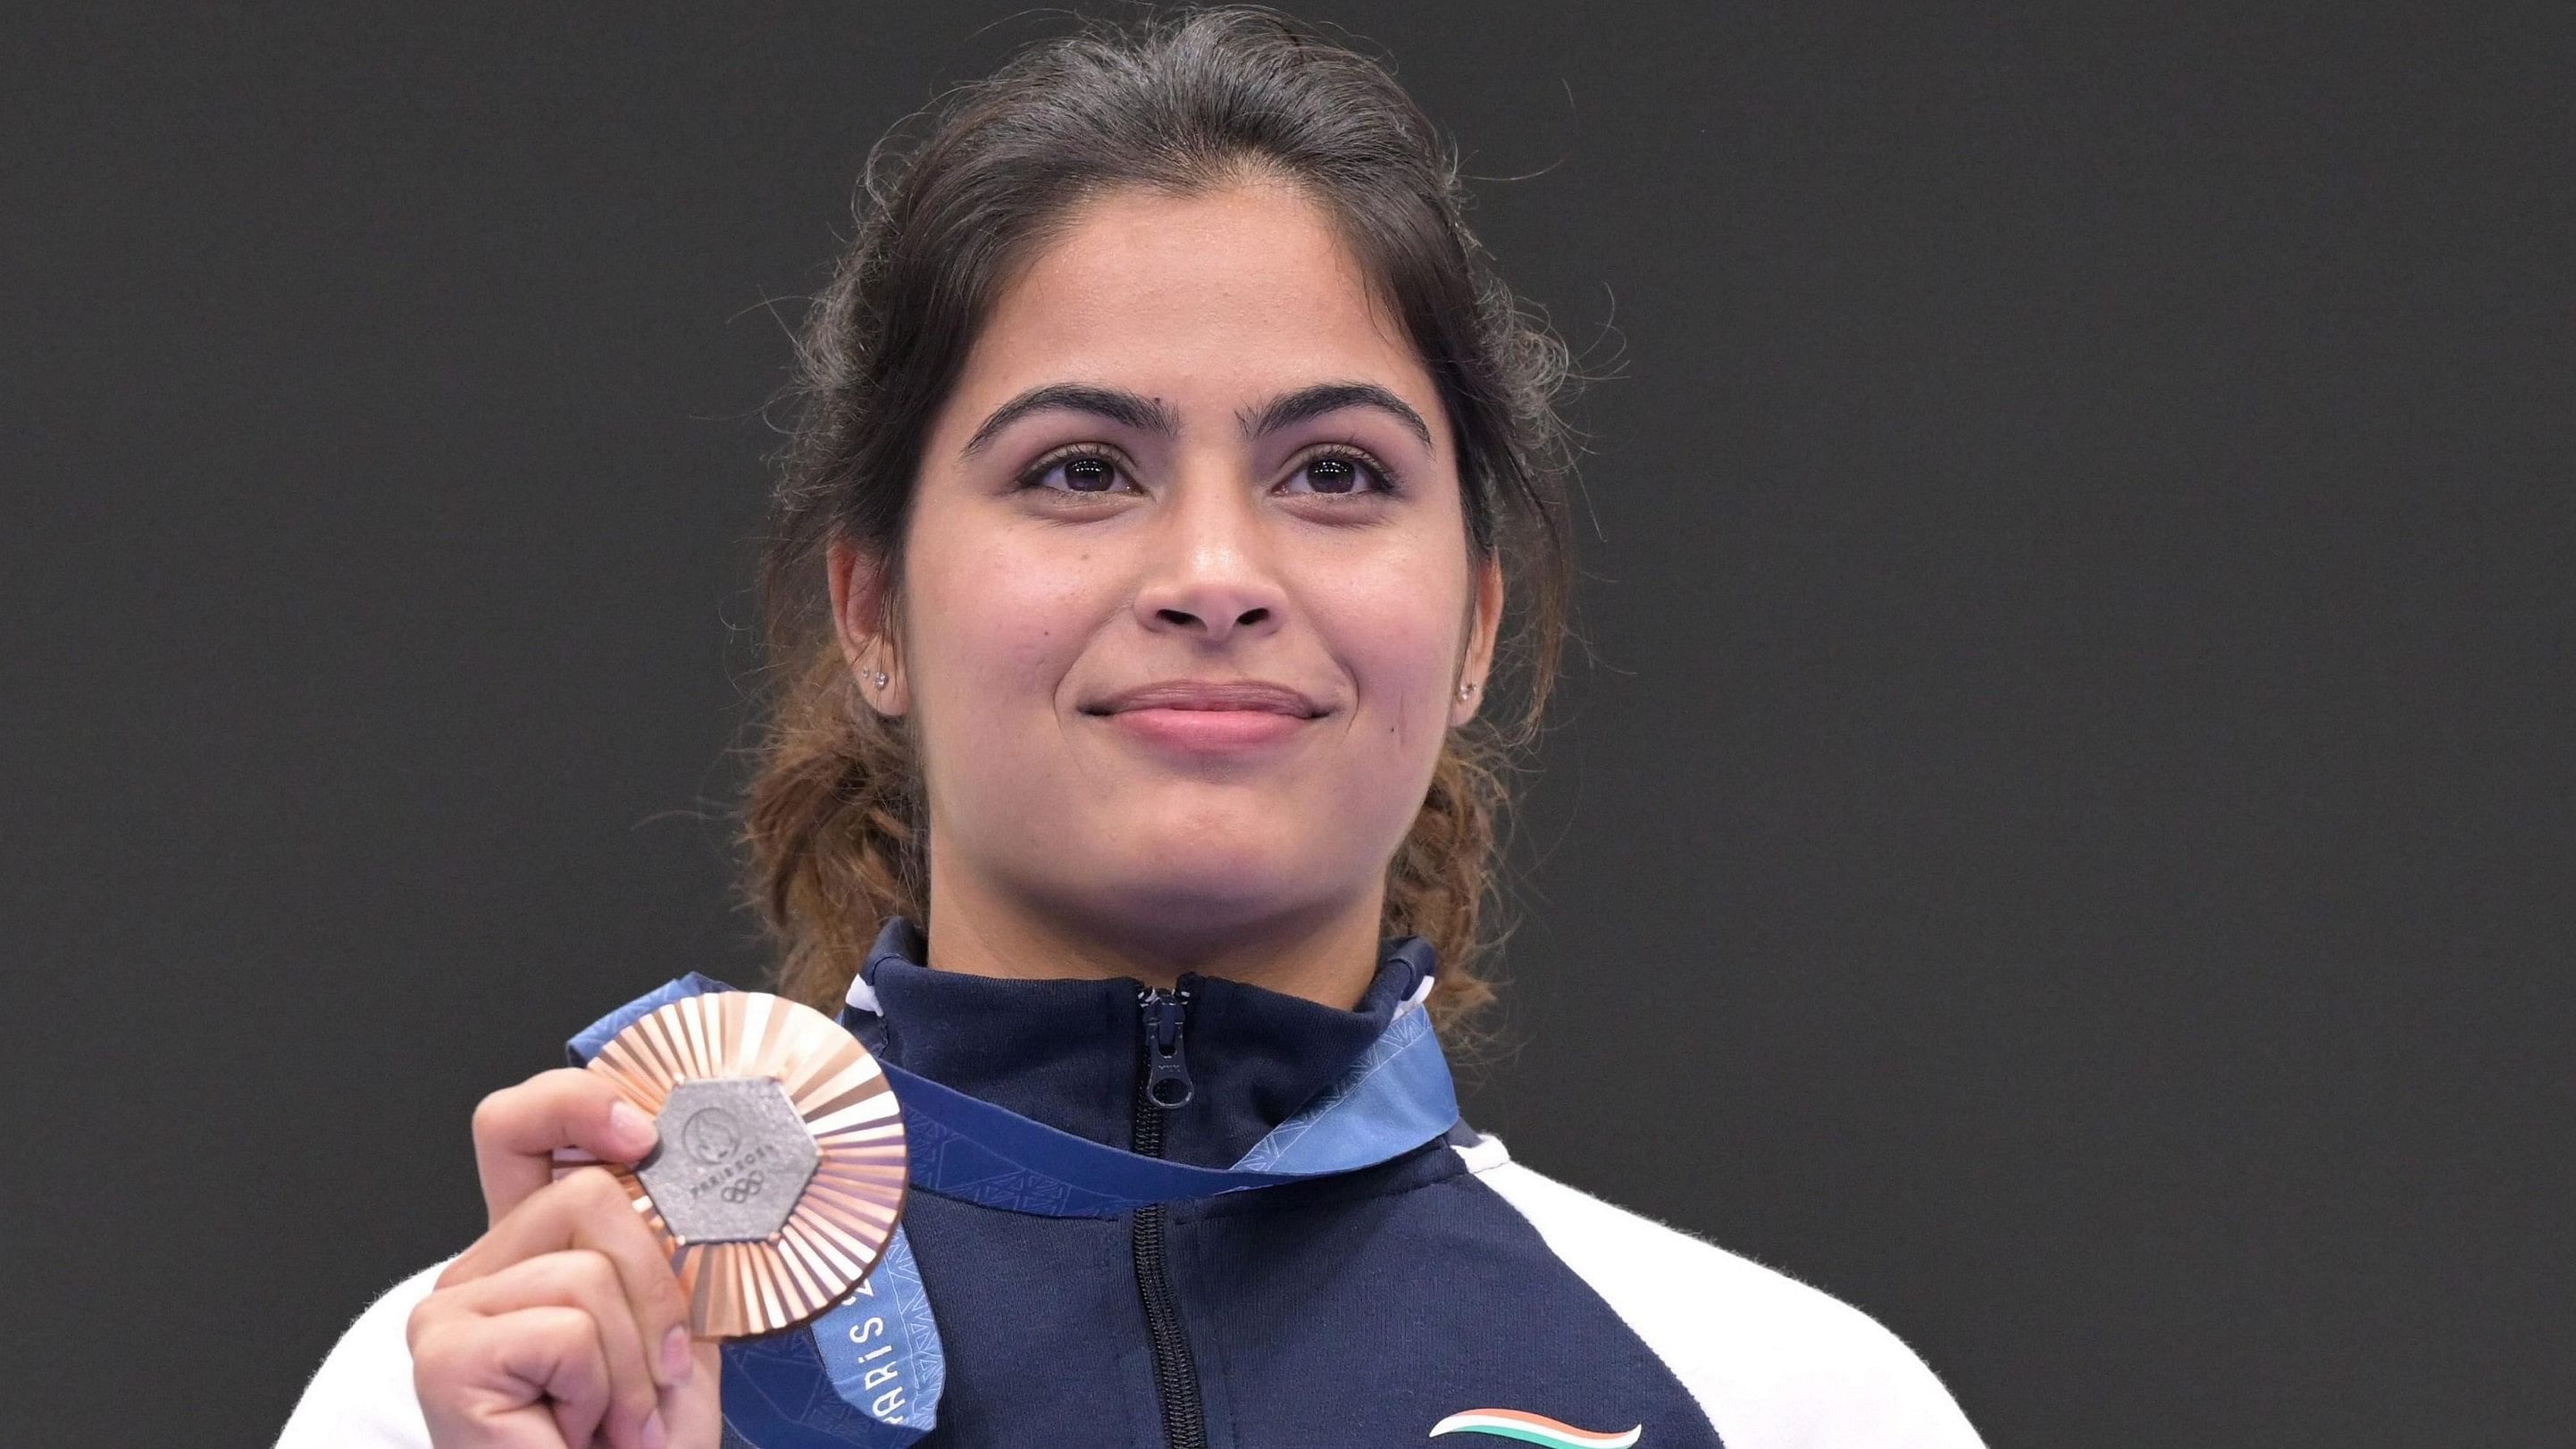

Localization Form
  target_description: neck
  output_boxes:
[918,847,1387,1012]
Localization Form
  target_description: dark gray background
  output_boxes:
[7,3,2567,1445]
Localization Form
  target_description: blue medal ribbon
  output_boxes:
[565,951,1461,1449]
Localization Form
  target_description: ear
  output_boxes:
[827,535,908,717]
[1449,552,1505,729]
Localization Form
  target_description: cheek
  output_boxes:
[1321,565,1468,748]
[907,528,1098,736]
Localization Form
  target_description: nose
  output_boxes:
[1130,460,1287,646]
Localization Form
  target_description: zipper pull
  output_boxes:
[1137,985,1195,1110]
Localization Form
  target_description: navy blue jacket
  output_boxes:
[283,919,1983,1449]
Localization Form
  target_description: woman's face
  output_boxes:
[834,179,1501,958]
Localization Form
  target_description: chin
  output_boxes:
[1129,836,1306,895]
[1114,782,1312,845]
[1088,828,1326,906]
[1079,875,1351,952]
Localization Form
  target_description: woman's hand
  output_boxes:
[407,1068,723,1448]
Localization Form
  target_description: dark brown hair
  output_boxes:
[740,4,1580,1035]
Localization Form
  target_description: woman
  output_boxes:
[281,9,1985,1448]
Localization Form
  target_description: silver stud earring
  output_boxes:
[1458,681,1475,699]
[870,670,890,689]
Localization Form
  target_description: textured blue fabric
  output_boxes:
[562,970,731,1067]
[900,1148,1727,1449]
[565,920,1728,1448]
[851,916,1437,1168]
[868,1007,1454,1217]
[563,921,1462,1444]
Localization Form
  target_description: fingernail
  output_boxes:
[661,1325,694,1385]
[640,1409,668,1449]
[609,1101,657,1155]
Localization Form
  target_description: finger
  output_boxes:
[434,1250,668,1449]
[664,1337,726,1449]
[443,1166,695,1394]
[412,1302,609,1449]
[473,1068,659,1223]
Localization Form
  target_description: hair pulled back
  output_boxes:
[742,4,1579,1034]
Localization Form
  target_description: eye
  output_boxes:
[1018,446,1134,496]
[1016,442,1401,499]
[1281,444,1401,498]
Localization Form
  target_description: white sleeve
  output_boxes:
[1459,1139,1986,1449]
[274,1259,447,1449]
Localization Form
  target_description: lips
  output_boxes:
[1085,680,1326,717]
[1084,679,1327,755]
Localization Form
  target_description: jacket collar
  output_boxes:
[844,915,1438,1170]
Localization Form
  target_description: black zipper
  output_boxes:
[1132,985,1206,1449]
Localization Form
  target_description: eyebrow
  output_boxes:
[958,380,1436,460]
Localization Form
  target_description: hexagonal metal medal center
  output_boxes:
[636,1077,819,1244]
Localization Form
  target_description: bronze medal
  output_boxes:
[573,990,907,1337]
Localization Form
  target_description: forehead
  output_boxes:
[946,180,1436,431]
